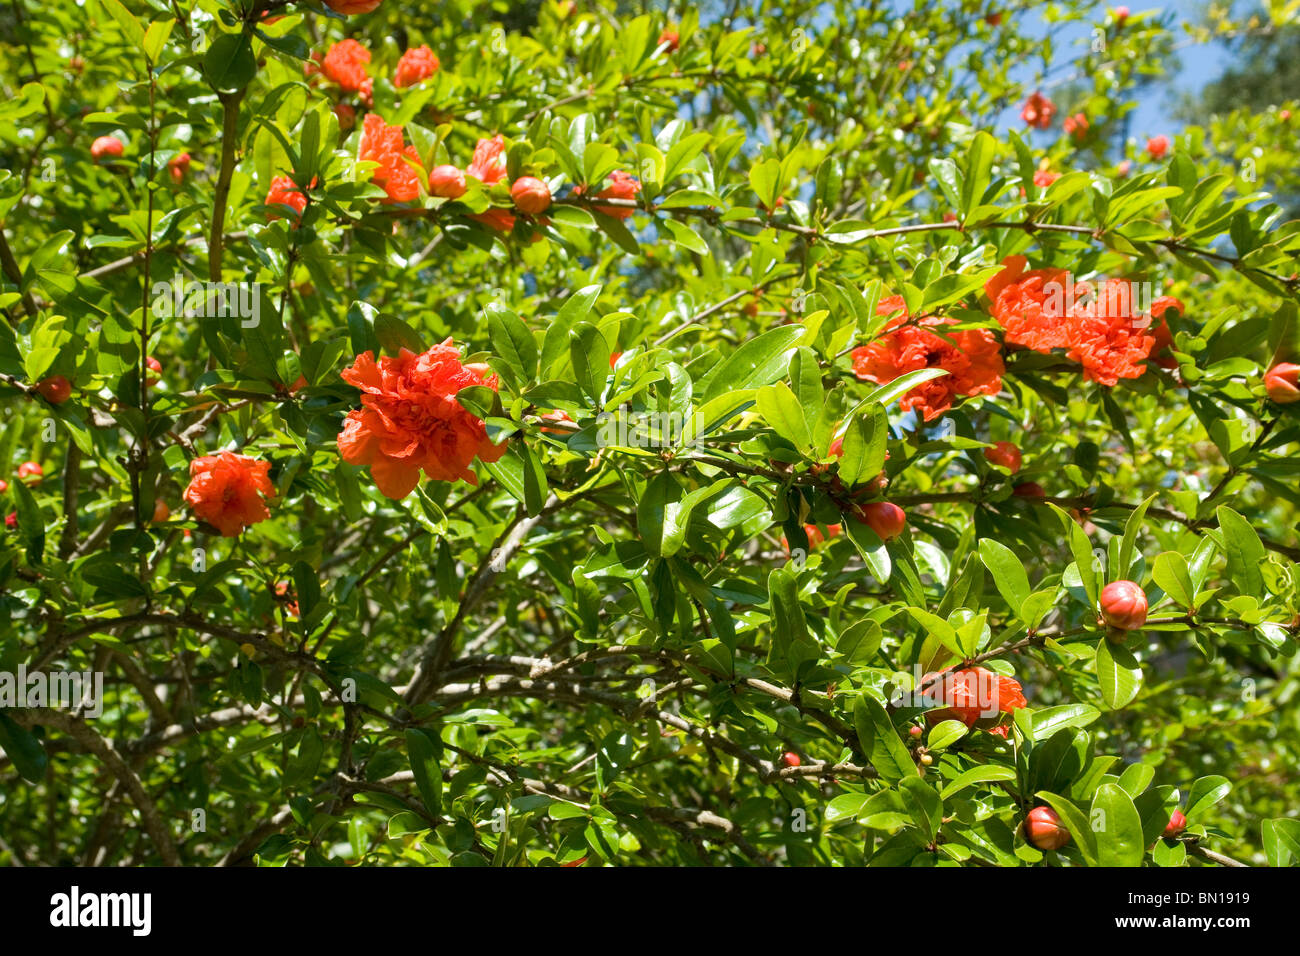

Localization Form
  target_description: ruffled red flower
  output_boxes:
[1064,112,1089,139]
[184,452,275,537]
[1065,279,1156,385]
[924,667,1028,728]
[337,341,507,498]
[467,134,508,185]
[1020,91,1056,129]
[574,170,642,219]
[265,175,309,221]
[358,113,422,203]
[321,39,371,94]
[985,255,1077,352]
[1033,168,1060,188]
[850,296,1005,421]
[394,45,439,88]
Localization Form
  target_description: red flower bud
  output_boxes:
[324,0,382,13]
[428,164,467,199]
[168,152,191,184]
[1163,809,1187,838]
[153,500,171,524]
[146,355,162,386]
[1146,135,1170,160]
[17,461,43,484]
[511,176,552,214]
[1100,579,1147,630]
[1264,362,1300,404]
[1013,481,1046,499]
[333,103,357,131]
[91,135,124,161]
[853,501,906,541]
[36,375,72,404]
[781,751,801,768]
[984,441,1022,473]
[1026,806,1070,850]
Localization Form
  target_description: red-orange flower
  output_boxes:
[850,296,1005,421]
[1065,279,1156,385]
[265,175,309,221]
[394,45,439,88]
[1020,91,1056,129]
[575,170,642,219]
[337,341,507,498]
[1147,296,1184,368]
[321,39,371,94]
[1064,112,1089,140]
[466,134,508,185]
[923,667,1028,728]
[985,255,1077,352]
[184,452,275,537]
[1146,135,1170,160]
[1033,168,1060,188]
[358,113,422,204]
[326,0,382,13]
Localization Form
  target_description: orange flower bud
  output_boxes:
[1100,580,1147,630]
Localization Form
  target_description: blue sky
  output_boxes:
[1002,1,1236,144]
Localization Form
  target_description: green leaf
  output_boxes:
[899,776,943,842]
[962,131,995,214]
[143,19,174,64]
[1152,551,1195,610]
[1050,503,1099,605]
[662,219,709,255]
[11,477,45,564]
[940,765,1016,799]
[204,31,258,93]
[757,382,811,451]
[926,719,968,751]
[1035,792,1098,865]
[1094,639,1142,709]
[485,303,537,386]
[1184,775,1230,821]
[853,695,917,783]
[541,284,601,375]
[1031,704,1100,738]
[97,0,145,48]
[405,729,442,818]
[1092,782,1146,867]
[1262,818,1300,868]
[569,322,613,402]
[1216,506,1266,598]
[699,326,804,402]
[0,714,48,783]
[836,404,887,487]
[1117,763,1155,797]
[748,158,783,209]
[1116,494,1155,581]
[978,539,1031,619]
[637,472,682,558]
